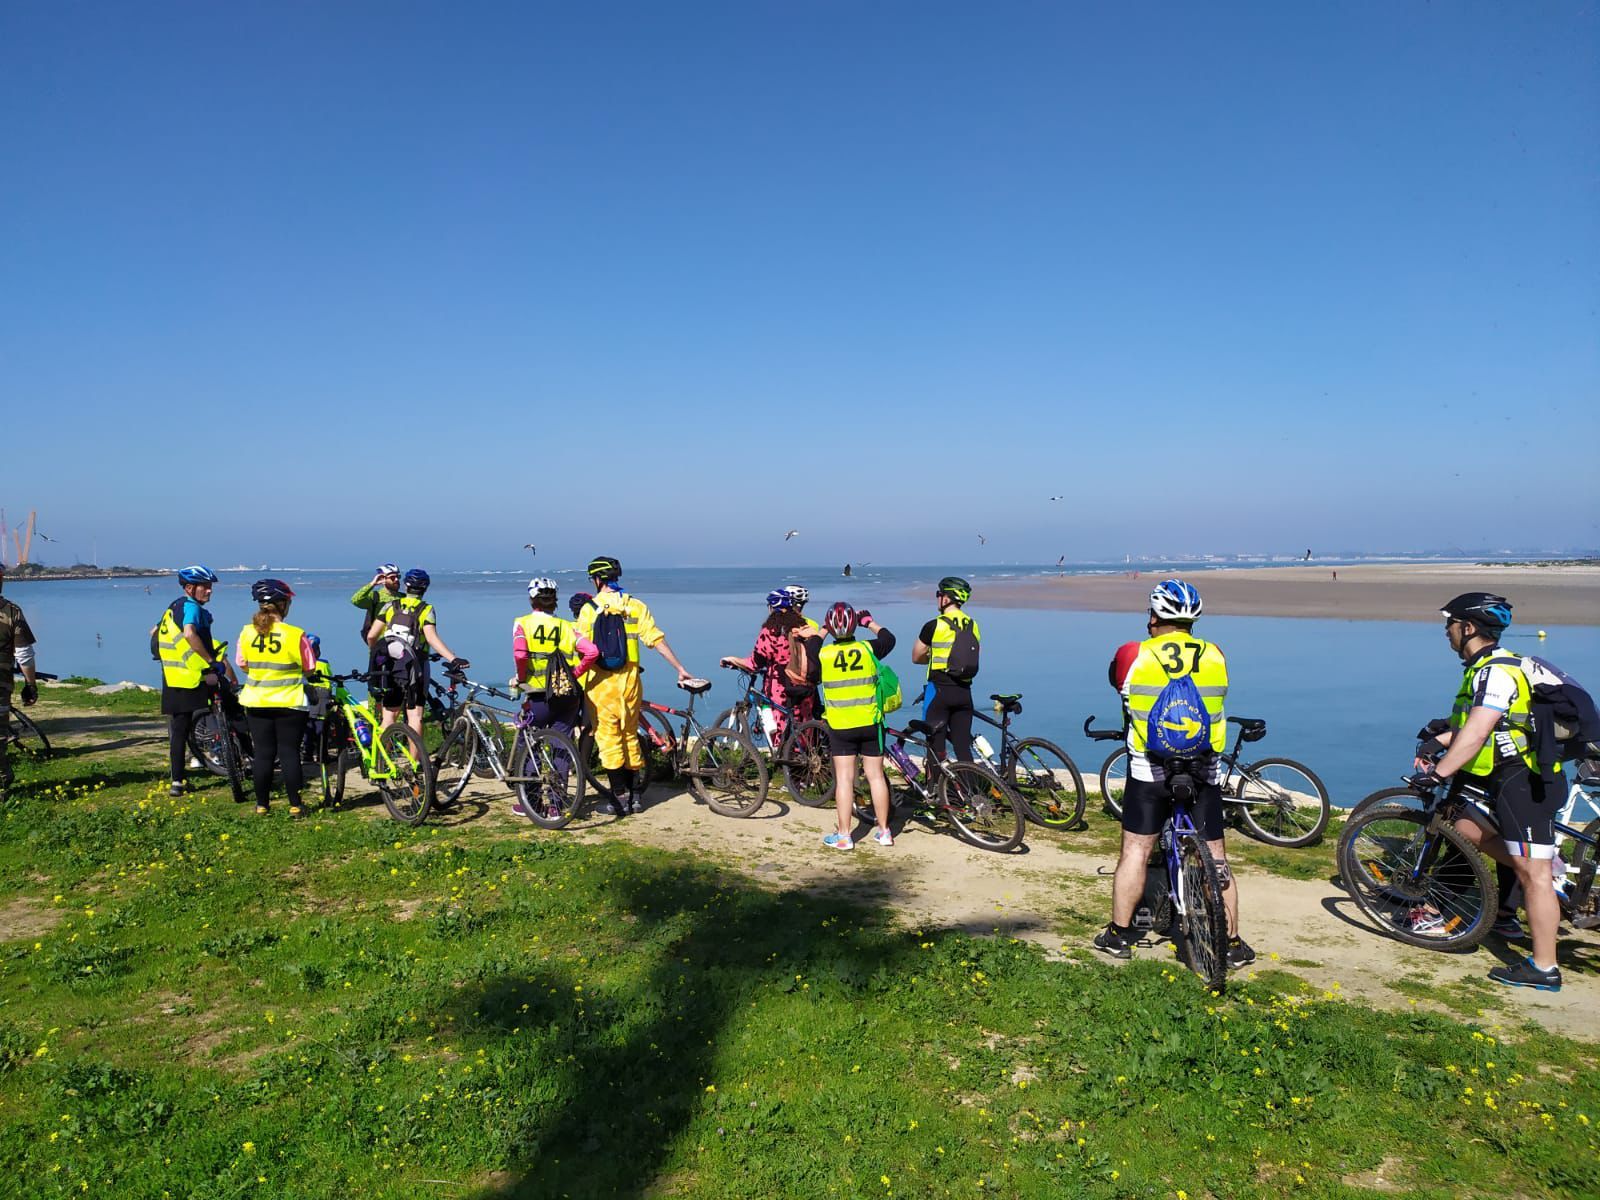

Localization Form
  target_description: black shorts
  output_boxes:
[1120,776,1225,841]
[1456,768,1555,858]
[826,723,883,758]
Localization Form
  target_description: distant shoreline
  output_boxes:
[3,568,165,583]
[976,562,1600,626]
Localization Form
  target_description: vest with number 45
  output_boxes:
[820,639,882,732]
[1124,633,1228,757]
[236,620,308,709]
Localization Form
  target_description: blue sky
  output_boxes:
[4,2,1596,569]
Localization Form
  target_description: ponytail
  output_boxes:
[252,601,284,635]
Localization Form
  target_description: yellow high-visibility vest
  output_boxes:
[820,638,879,732]
[1124,632,1228,754]
[236,619,308,709]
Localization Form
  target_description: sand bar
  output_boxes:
[980,563,1600,626]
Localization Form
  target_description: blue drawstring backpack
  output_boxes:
[1145,673,1211,758]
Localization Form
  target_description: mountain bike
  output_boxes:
[851,717,1028,852]
[971,692,1086,830]
[1098,716,1329,847]
[182,652,248,804]
[426,668,521,805]
[713,665,832,808]
[317,670,436,824]
[6,667,55,760]
[608,678,768,817]
[1086,717,1230,990]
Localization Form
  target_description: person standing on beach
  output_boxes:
[1411,594,1561,991]
[1095,580,1253,968]
[152,565,236,798]
[0,563,40,799]
[366,568,468,737]
[234,579,316,816]
[910,577,980,764]
[575,556,695,817]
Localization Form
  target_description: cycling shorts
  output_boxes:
[826,724,883,759]
[1120,776,1225,841]
[1455,768,1555,859]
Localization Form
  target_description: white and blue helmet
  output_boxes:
[1149,579,1203,622]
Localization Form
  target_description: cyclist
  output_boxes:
[911,577,980,765]
[152,564,237,798]
[1409,593,1561,991]
[512,577,600,813]
[366,568,468,737]
[718,588,816,743]
[233,579,316,816]
[0,563,40,799]
[351,563,402,640]
[1095,580,1252,967]
[781,585,820,630]
[800,602,896,850]
[575,555,695,817]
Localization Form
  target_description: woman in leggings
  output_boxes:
[233,578,315,816]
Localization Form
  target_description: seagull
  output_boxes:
[977,534,987,545]
[1049,496,1064,501]
[1056,555,1066,566]
[523,544,536,554]
[784,530,800,541]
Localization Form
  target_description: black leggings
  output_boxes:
[923,683,975,764]
[244,707,308,806]
[168,711,200,782]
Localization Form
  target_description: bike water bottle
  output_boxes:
[889,742,919,781]
[354,716,374,750]
[973,735,997,762]
[759,706,780,743]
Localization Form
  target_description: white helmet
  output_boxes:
[527,576,559,598]
[1148,578,1203,622]
[782,584,809,607]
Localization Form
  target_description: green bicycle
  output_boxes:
[316,669,436,824]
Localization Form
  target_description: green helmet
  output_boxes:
[937,576,972,604]
[587,555,622,583]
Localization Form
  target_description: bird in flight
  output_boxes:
[523,544,536,553]
[977,534,988,545]
[784,530,800,541]
[1056,555,1066,566]
[1049,496,1064,501]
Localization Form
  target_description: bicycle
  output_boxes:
[713,665,833,809]
[180,651,248,804]
[850,717,1028,852]
[316,670,436,824]
[6,667,55,760]
[1098,716,1329,847]
[1085,717,1230,990]
[425,669,521,803]
[971,692,1086,830]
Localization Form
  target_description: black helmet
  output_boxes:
[569,591,594,617]
[250,577,295,604]
[937,576,972,604]
[1441,592,1513,633]
[587,555,621,583]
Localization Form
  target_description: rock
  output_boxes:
[87,682,155,695]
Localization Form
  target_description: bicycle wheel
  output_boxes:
[1175,834,1229,992]
[219,713,248,804]
[433,717,478,807]
[188,710,231,776]
[940,762,1025,852]
[639,707,678,789]
[1233,757,1330,847]
[1335,786,1419,867]
[318,710,350,808]
[1007,738,1086,830]
[1099,748,1129,820]
[512,728,585,829]
[1338,803,1496,950]
[709,704,751,738]
[8,707,51,759]
[689,728,769,817]
[375,724,435,825]
[1561,817,1600,930]
[780,719,836,808]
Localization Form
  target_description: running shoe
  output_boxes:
[822,832,854,851]
[1396,906,1445,933]
[1487,957,1561,992]
[1491,912,1526,940]
[872,828,894,847]
[254,804,269,815]
[1093,925,1132,960]
[169,781,185,798]
[288,804,303,819]
[1226,936,1256,968]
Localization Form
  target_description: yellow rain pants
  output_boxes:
[585,668,643,771]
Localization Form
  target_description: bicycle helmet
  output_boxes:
[1149,578,1203,622]
[586,555,622,583]
[375,562,398,576]
[177,564,219,585]
[403,568,430,595]
[307,634,322,654]
[937,576,972,604]
[569,591,594,617]
[1441,592,1513,633]
[823,601,858,639]
[527,576,559,599]
[782,584,809,607]
[250,577,295,604]
[765,588,794,611]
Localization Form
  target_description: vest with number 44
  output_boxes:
[1519,654,1600,785]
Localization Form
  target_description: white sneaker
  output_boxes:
[872,828,894,847]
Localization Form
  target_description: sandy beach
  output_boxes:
[981,563,1600,626]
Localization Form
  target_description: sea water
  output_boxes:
[13,565,1599,807]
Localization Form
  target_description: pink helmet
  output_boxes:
[823,602,858,638]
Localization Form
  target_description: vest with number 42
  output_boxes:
[1124,633,1228,756]
[820,639,881,731]
[236,620,307,709]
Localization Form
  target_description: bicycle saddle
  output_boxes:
[905,718,944,738]
[990,693,1022,703]
[1232,717,1266,742]
[990,693,1023,715]
[678,678,713,695]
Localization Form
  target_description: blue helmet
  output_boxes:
[403,568,430,595]
[765,588,794,611]
[177,564,219,585]
[1149,579,1203,622]
[307,634,322,654]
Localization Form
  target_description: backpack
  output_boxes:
[1144,673,1211,759]
[873,652,903,718]
[591,602,630,670]
[1517,654,1600,785]
[547,649,581,700]
[941,615,981,684]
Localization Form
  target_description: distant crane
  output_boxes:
[0,509,37,565]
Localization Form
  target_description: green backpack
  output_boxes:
[870,648,902,719]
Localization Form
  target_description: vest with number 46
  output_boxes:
[1124,633,1228,756]
[236,620,307,709]
[820,638,881,732]
[929,610,981,684]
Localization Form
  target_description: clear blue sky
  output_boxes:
[5,2,1596,569]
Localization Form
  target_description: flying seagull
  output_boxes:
[1057,555,1066,566]
[1049,496,1064,501]
[977,534,988,545]
[523,544,536,554]
[784,529,800,541]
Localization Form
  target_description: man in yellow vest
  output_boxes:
[1410,593,1560,991]
[911,576,981,765]
[575,556,695,817]
[366,568,468,737]
[512,578,599,817]
[151,564,238,798]
[0,562,40,799]
[1096,580,1251,967]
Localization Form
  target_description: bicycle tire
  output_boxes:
[1338,803,1496,950]
[1098,747,1128,820]
[1334,786,1418,867]
[941,762,1026,852]
[1560,817,1600,930]
[318,710,349,808]
[709,704,751,739]
[780,719,837,808]
[512,728,585,829]
[1175,834,1229,992]
[689,728,769,817]
[188,710,233,777]
[433,717,478,807]
[1233,757,1330,847]
[1007,737,1086,830]
[376,724,434,825]
[639,707,677,788]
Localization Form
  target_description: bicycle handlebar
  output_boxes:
[1083,716,1124,743]
[12,668,58,681]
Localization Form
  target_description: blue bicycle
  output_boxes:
[1086,718,1230,990]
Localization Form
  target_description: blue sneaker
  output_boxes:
[1487,957,1561,992]
[822,832,854,851]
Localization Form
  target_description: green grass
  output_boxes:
[1,710,1598,1198]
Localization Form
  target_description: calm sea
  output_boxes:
[13,563,1599,807]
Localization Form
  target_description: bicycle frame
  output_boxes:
[720,666,804,749]
[327,676,406,782]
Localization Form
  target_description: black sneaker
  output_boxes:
[1093,925,1132,960]
[1226,937,1257,969]
[1490,912,1526,940]
[605,798,628,819]
[627,791,646,815]
[169,781,186,798]
[1488,958,1561,992]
